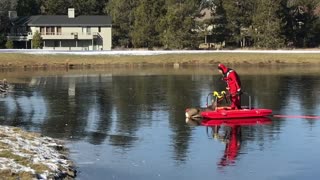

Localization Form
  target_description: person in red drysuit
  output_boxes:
[218,64,242,109]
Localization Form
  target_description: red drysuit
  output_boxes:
[218,64,242,109]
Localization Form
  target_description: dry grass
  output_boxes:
[0,150,30,167]
[0,169,34,180]
[0,53,320,68]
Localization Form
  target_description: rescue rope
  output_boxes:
[273,115,320,119]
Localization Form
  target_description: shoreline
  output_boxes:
[0,50,320,68]
[0,125,76,179]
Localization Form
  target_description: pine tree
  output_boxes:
[158,0,202,49]
[252,0,285,48]
[106,0,137,47]
[71,0,98,15]
[222,0,255,47]
[289,0,319,47]
[0,0,17,48]
[211,0,229,45]
[43,0,71,15]
[131,0,165,48]
[16,0,40,16]
[0,33,6,48]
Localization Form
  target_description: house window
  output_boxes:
[40,27,45,35]
[57,27,62,35]
[46,27,55,35]
[82,27,91,35]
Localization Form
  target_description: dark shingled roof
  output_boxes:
[14,15,112,27]
[12,16,38,26]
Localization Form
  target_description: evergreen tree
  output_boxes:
[211,0,229,44]
[222,0,255,46]
[32,31,42,49]
[72,0,99,15]
[158,0,202,49]
[289,0,319,47]
[279,0,294,47]
[5,39,13,48]
[131,0,165,48]
[43,0,71,15]
[252,0,285,48]
[16,0,40,16]
[106,0,137,47]
[0,33,6,48]
[0,0,16,47]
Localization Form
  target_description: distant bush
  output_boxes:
[5,40,14,49]
[32,31,42,49]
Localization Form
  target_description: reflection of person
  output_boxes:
[218,125,242,167]
[217,64,242,109]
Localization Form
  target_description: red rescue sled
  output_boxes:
[201,108,272,119]
[185,91,272,120]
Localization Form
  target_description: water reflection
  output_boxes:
[187,117,272,168]
[206,118,272,168]
[1,68,320,179]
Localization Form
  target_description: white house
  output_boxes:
[7,8,112,50]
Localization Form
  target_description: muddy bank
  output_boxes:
[0,126,76,179]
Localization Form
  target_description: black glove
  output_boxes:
[236,90,242,95]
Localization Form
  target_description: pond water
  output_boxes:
[1,66,320,180]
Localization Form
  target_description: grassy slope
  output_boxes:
[0,53,320,67]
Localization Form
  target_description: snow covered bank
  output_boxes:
[0,126,76,179]
[1,49,320,56]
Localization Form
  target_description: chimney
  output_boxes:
[68,8,75,18]
[8,11,18,20]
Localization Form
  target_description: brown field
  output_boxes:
[0,52,320,83]
[0,53,320,69]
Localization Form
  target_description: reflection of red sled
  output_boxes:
[201,117,272,126]
[186,107,272,120]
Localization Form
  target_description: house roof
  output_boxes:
[13,15,112,27]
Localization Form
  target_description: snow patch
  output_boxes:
[1,49,320,56]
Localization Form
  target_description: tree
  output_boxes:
[106,0,137,47]
[252,0,285,48]
[158,0,203,49]
[32,31,41,49]
[278,0,294,47]
[42,0,71,15]
[71,0,108,15]
[131,0,165,48]
[5,39,13,48]
[211,0,229,44]
[0,0,17,48]
[16,0,40,16]
[0,33,6,48]
[288,0,319,47]
[71,0,96,15]
[222,0,255,47]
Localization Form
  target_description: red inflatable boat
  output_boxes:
[186,107,272,119]
[201,107,272,119]
[185,91,272,120]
